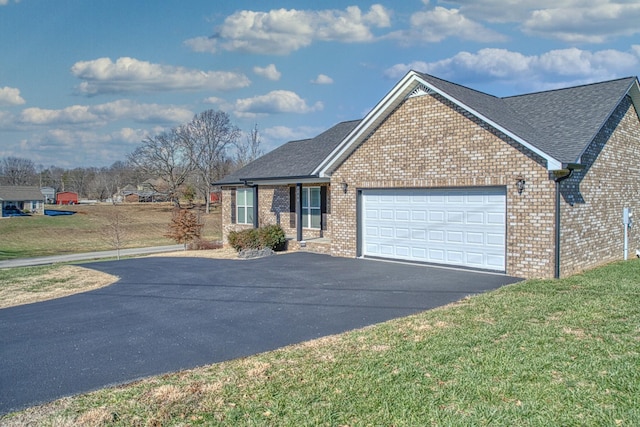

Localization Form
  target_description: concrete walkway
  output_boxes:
[0,245,184,269]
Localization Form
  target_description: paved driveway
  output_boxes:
[0,252,520,415]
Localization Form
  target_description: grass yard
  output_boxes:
[1,259,638,426]
[0,203,221,260]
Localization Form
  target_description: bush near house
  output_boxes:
[228,224,286,252]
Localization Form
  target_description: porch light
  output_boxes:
[341,180,348,194]
[516,177,526,195]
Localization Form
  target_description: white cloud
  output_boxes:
[19,100,193,127]
[183,36,219,54]
[385,46,640,89]
[390,6,506,43]
[234,90,323,118]
[71,57,251,95]
[0,86,26,106]
[523,3,640,43]
[187,4,392,55]
[253,64,282,81]
[311,74,334,84]
[443,1,640,42]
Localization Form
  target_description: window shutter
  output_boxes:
[289,186,296,228]
[320,186,327,231]
[230,188,236,224]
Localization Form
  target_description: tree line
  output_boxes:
[0,110,261,212]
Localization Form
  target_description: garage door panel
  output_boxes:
[362,187,506,271]
[396,210,410,221]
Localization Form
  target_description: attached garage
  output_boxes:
[360,187,506,271]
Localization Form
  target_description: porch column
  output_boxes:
[296,183,303,241]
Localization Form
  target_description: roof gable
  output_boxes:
[317,72,639,175]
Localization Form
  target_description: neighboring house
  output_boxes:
[215,71,640,279]
[115,183,168,203]
[40,187,56,204]
[56,191,78,205]
[0,186,44,216]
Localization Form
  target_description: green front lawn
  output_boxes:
[3,259,639,426]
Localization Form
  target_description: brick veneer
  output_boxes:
[220,92,639,279]
[559,96,640,276]
[330,92,557,279]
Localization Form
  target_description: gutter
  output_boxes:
[553,163,584,278]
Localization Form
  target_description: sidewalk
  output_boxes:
[0,245,184,269]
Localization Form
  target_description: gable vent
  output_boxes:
[407,84,434,98]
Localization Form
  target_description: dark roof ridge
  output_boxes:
[416,71,501,99]
[502,76,637,100]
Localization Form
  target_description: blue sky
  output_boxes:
[1,0,638,168]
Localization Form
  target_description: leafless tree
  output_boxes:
[0,156,36,185]
[100,207,130,260]
[235,123,263,168]
[179,110,240,213]
[128,129,194,206]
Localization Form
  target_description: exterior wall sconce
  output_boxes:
[341,180,348,194]
[516,177,526,195]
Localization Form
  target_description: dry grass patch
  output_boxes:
[0,265,118,309]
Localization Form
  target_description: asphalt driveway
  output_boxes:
[0,252,520,415]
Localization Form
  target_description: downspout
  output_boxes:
[553,165,579,279]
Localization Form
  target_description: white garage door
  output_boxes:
[361,187,506,271]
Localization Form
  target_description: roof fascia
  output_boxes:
[317,71,564,174]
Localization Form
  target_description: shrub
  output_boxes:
[228,224,286,252]
[258,224,286,251]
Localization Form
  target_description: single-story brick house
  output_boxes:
[0,186,44,216]
[216,71,640,279]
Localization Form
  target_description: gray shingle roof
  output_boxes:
[216,73,638,186]
[419,73,637,164]
[502,77,636,163]
[0,186,45,201]
[215,119,361,184]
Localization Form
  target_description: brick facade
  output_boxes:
[559,96,640,276]
[219,89,639,280]
[330,92,557,278]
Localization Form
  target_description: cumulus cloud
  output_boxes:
[444,0,640,42]
[234,90,323,118]
[523,3,640,43]
[0,86,26,106]
[389,6,506,43]
[253,64,282,81]
[385,46,640,90]
[19,100,193,127]
[71,57,251,95]
[311,74,334,84]
[185,4,392,55]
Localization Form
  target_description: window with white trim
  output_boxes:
[302,187,321,229]
[236,188,254,224]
